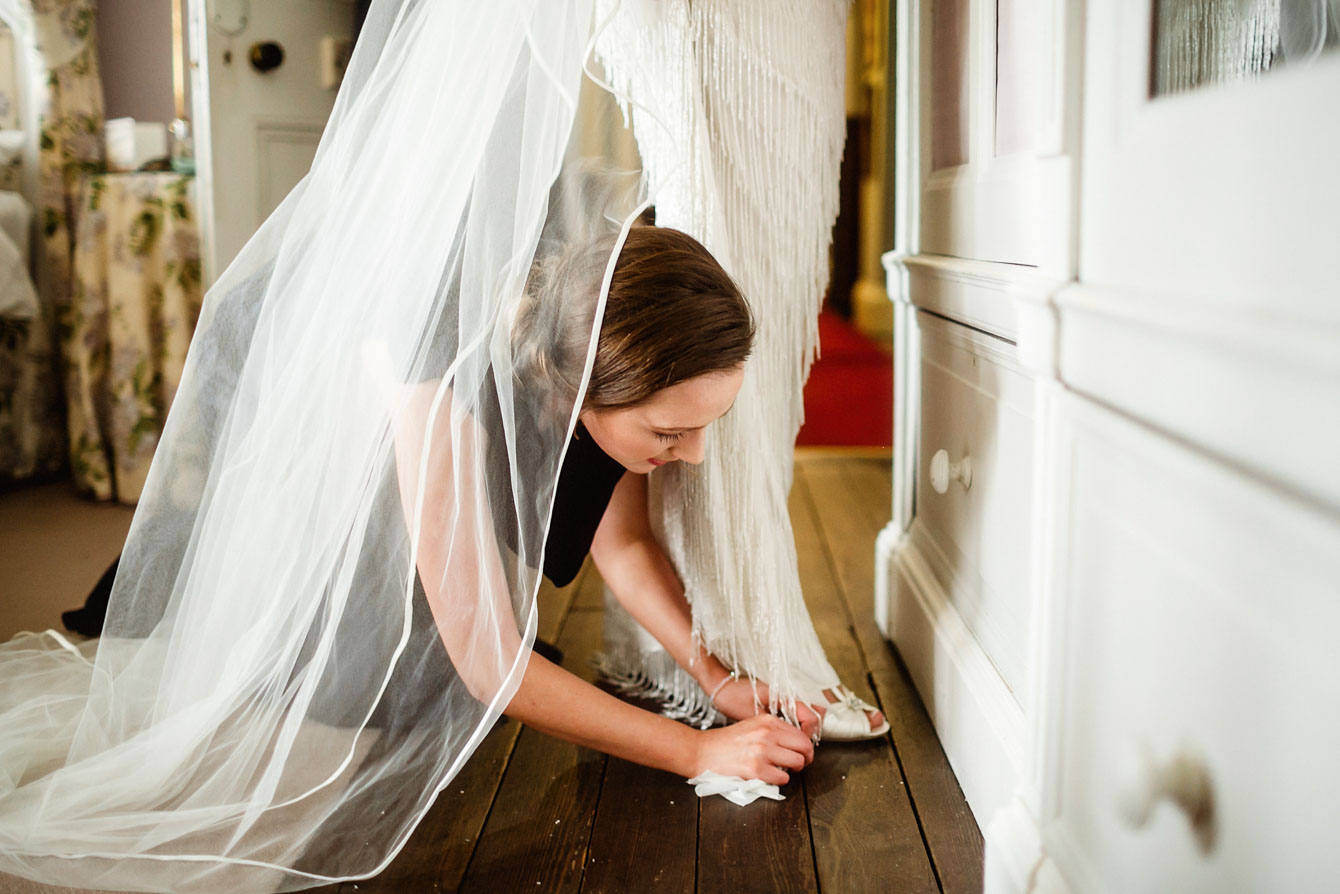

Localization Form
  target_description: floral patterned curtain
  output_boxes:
[0,303,63,481]
[32,0,104,490]
[34,0,103,290]
[0,0,101,484]
[2,1,205,499]
[69,172,202,500]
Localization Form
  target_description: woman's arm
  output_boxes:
[589,472,727,691]
[589,472,822,731]
[390,381,523,703]
[391,383,813,783]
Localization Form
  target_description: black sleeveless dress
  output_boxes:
[541,423,626,586]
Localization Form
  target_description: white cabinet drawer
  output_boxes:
[1046,394,1340,893]
[914,311,1037,699]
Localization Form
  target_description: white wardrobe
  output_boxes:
[876,1,1340,892]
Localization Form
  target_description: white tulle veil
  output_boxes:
[0,1,649,890]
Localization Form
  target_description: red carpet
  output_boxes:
[795,311,892,447]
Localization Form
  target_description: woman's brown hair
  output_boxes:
[514,226,754,414]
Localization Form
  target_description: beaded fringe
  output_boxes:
[593,0,851,720]
[591,653,725,729]
[1155,0,1282,94]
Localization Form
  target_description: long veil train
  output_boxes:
[0,2,644,890]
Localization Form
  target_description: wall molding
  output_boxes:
[1058,282,1340,376]
[885,522,1027,825]
[902,254,1068,351]
[874,522,901,635]
[1057,281,1340,514]
[985,798,1062,894]
[254,118,325,224]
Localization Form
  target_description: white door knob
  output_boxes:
[929,448,972,494]
[1115,741,1218,856]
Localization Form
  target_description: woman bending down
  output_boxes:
[392,226,871,787]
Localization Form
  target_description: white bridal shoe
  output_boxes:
[819,685,891,741]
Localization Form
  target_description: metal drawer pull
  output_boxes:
[930,449,972,494]
[1116,743,1218,856]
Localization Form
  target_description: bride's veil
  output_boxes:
[0,1,645,890]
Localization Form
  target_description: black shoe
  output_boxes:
[62,558,119,637]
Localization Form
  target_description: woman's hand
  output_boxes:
[691,714,816,786]
[710,676,825,740]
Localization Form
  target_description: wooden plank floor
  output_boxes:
[320,454,983,893]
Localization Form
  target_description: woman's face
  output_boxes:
[580,367,745,473]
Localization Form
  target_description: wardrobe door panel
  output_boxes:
[1072,1,1340,514]
[1082,0,1340,321]
[1045,394,1340,893]
[930,0,971,171]
[915,312,1036,699]
[994,0,1051,156]
[913,0,1079,272]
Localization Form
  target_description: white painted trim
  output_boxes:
[919,153,1074,273]
[984,798,1054,894]
[253,118,324,223]
[1014,297,1059,381]
[884,251,920,537]
[892,0,920,257]
[884,2,1080,872]
[1032,858,1078,894]
[988,0,1076,162]
[903,253,1067,343]
[884,250,912,304]
[897,446,1033,706]
[1057,282,1340,373]
[187,0,218,288]
[904,253,1066,298]
[1081,0,1340,321]
[1057,281,1340,515]
[1019,377,1067,813]
[887,521,1026,826]
[873,522,901,636]
[916,305,1025,369]
[912,0,1080,274]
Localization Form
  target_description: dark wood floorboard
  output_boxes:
[790,468,940,894]
[789,470,883,707]
[841,459,985,894]
[581,756,698,893]
[799,459,899,679]
[322,570,591,894]
[315,456,982,894]
[696,779,818,894]
[458,606,608,892]
[869,649,987,894]
[804,457,985,894]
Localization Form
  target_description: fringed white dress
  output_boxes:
[593,0,881,737]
